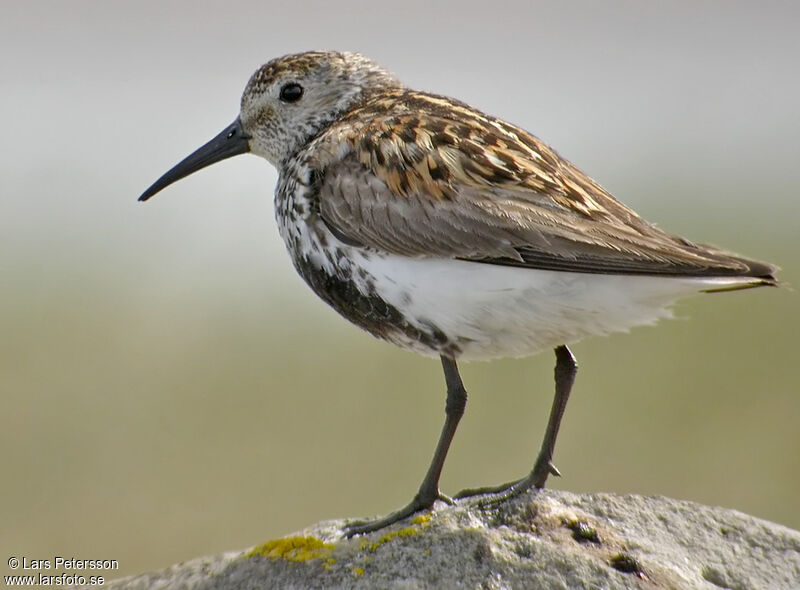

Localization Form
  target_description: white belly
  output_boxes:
[348,251,750,361]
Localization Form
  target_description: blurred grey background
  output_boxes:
[2,0,798,580]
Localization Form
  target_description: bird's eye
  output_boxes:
[279,82,304,103]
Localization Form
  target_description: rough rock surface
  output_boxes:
[93,491,800,589]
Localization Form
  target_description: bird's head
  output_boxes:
[139,51,399,201]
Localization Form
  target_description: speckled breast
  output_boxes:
[274,163,453,357]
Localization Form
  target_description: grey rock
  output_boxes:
[93,491,800,589]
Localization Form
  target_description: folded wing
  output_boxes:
[311,95,776,282]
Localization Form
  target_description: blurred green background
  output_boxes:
[2,1,798,582]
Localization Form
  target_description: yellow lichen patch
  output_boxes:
[367,515,432,552]
[247,536,335,563]
[352,566,365,577]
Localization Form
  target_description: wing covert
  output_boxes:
[309,98,775,279]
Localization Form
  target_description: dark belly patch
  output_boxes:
[294,255,457,356]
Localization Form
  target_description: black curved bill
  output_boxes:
[139,118,250,202]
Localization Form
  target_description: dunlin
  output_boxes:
[140,51,777,536]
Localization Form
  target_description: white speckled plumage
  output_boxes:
[347,253,753,360]
[275,155,757,360]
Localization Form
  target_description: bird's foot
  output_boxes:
[454,456,561,504]
[344,490,452,538]
[453,478,523,500]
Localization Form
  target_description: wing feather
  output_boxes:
[308,92,776,281]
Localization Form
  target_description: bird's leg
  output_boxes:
[455,345,577,500]
[344,355,467,537]
[527,344,577,488]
